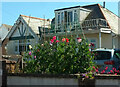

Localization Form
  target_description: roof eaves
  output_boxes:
[20,15,47,21]
[98,4,111,29]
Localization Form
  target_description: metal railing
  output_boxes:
[40,18,109,34]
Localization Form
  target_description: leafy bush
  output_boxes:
[23,36,95,74]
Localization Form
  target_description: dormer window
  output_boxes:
[68,11,73,25]
[74,10,78,22]
[58,13,60,25]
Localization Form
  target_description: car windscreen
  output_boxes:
[94,51,111,60]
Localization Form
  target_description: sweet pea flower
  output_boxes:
[105,67,108,70]
[101,70,105,74]
[62,38,66,42]
[56,40,60,43]
[34,56,36,59]
[77,37,82,43]
[53,36,56,40]
[110,70,113,73]
[29,51,32,55]
[50,39,54,43]
[96,69,98,72]
[66,38,69,43]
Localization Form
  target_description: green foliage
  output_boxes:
[23,36,95,74]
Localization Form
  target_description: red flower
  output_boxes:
[91,43,94,47]
[56,40,60,43]
[115,73,117,75]
[66,38,69,43]
[37,49,40,52]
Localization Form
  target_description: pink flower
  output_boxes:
[101,70,105,74]
[85,76,89,78]
[112,67,115,70]
[105,67,108,70]
[62,38,66,42]
[96,69,98,72]
[29,52,32,55]
[56,40,60,43]
[53,36,56,40]
[34,56,36,59]
[93,66,95,69]
[107,72,110,74]
[115,73,117,75]
[50,39,54,43]
[117,70,119,73]
[110,70,113,73]
[77,38,82,43]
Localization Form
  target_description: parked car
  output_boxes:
[93,48,120,73]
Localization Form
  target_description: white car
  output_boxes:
[93,48,120,73]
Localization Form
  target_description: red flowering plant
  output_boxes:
[23,36,95,74]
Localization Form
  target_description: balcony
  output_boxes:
[40,18,109,35]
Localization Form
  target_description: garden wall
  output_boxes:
[7,73,120,87]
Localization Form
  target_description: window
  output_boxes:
[68,11,73,24]
[94,51,111,60]
[58,13,60,24]
[15,40,31,54]
[61,12,64,24]
[74,10,78,22]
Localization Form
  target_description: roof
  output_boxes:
[55,3,120,34]
[1,24,12,31]
[20,15,51,34]
[55,6,80,11]
[0,24,12,41]
[20,15,47,21]
[98,4,120,34]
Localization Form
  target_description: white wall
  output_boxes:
[7,76,78,85]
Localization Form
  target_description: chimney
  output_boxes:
[103,1,105,8]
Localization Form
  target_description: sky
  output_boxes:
[1,1,119,26]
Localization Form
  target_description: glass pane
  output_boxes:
[68,11,73,23]
[94,51,111,60]
[74,12,78,22]
[114,51,120,59]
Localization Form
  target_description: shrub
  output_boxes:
[23,36,95,74]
